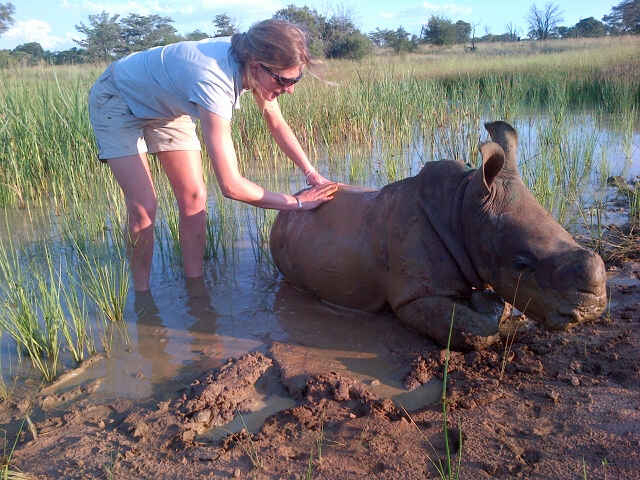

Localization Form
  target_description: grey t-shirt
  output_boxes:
[112,37,245,121]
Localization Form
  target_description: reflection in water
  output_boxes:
[184,276,218,336]
[131,277,222,399]
[134,290,180,384]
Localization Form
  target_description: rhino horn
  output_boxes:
[484,121,518,172]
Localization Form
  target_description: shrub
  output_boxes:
[326,31,372,60]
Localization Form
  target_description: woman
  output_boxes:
[88,19,338,292]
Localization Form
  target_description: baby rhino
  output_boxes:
[270,121,607,350]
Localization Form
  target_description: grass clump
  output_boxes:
[1,421,34,479]
[437,306,463,480]
[401,308,463,480]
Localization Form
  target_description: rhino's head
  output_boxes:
[462,121,607,330]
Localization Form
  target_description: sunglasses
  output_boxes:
[259,64,303,87]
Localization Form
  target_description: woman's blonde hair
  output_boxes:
[231,19,316,90]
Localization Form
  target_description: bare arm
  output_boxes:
[253,91,329,186]
[198,106,336,210]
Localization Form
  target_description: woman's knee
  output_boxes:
[127,197,158,230]
[177,184,207,217]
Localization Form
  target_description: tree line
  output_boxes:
[0,1,639,66]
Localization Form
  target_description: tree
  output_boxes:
[557,26,575,38]
[13,42,44,59]
[0,2,14,35]
[526,2,563,40]
[322,13,354,52]
[421,16,457,45]
[603,0,640,34]
[118,13,178,54]
[573,17,606,37]
[212,14,237,37]
[322,11,372,59]
[274,5,326,56]
[273,5,370,59]
[455,20,471,44]
[389,28,419,53]
[51,47,89,65]
[326,31,372,59]
[505,22,520,41]
[184,30,210,41]
[74,12,123,62]
[368,27,418,53]
[368,28,393,47]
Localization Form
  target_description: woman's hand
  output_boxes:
[295,183,339,210]
[305,170,331,186]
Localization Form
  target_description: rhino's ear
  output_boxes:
[484,121,518,172]
[475,141,505,192]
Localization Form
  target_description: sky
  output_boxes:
[0,0,620,51]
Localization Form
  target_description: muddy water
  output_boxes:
[0,231,439,436]
[0,113,637,437]
[126,270,438,434]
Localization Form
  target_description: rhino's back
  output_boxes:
[270,186,389,311]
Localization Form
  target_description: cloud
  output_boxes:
[422,2,472,16]
[199,0,280,8]
[73,0,281,17]
[4,20,68,50]
[71,0,195,16]
[61,0,280,31]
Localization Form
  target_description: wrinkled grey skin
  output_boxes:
[270,121,607,350]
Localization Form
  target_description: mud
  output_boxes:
[3,260,640,479]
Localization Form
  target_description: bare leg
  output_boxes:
[158,150,207,279]
[108,154,157,292]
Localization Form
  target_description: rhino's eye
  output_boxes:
[513,254,536,272]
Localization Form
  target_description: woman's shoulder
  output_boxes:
[161,38,235,70]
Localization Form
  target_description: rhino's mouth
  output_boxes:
[542,292,607,330]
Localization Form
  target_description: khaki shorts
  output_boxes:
[88,65,201,161]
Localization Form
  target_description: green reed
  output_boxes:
[246,206,278,271]
[60,280,95,364]
[518,111,602,226]
[0,234,57,382]
[205,189,240,261]
[154,176,182,260]
[0,64,102,207]
[0,242,65,382]
[0,282,58,383]
[74,246,129,325]
[629,184,640,226]
[0,226,115,381]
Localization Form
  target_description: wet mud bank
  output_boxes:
[4,261,640,479]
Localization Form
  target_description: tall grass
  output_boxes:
[246,207,278,271]
[204,189,240,262]
[0,203,129,381]
[628,184,640,226]
[0,237,59,382]
[439,307,462,480]
[1,419,33,479]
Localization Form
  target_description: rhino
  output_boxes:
[270,121,607,350]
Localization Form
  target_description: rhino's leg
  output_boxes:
[395,290,508,351]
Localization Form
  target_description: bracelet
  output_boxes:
[295,196,303,209]
[304,169,315,185]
